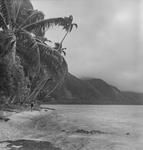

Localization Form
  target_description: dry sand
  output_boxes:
[0,107,142,150]
[0,109,88,150]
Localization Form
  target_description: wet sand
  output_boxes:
[0,105,142,150]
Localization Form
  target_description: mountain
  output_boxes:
[43,73,143,104]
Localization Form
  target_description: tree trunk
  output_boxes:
[26,75,52,103]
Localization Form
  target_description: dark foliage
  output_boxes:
[0,0,77,104]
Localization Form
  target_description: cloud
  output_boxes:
[32,0,142,92]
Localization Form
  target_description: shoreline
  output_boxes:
[0,105,142,150]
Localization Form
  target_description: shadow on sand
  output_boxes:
[0,139,61,150]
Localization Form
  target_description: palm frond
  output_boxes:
[58,16,78,45]
[0,0,15,27]
[25,42,68,102]
[61,49,66,56]
[38,43,65,74]
[0,31,16,57]
[23,16,75,34]
[0,0,9,24]
[69,23,78,32]
[37,43,68,96]
[13,0,34,27]
[16,29,40,78]
[19,10,44,28]
[0,12,7,30]
[12,0,22,25]
[5,0,15,27]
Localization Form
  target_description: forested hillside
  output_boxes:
[48,73,143,104]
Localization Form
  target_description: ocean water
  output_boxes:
[41,105,143,150]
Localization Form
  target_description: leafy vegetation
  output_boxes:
[0,0,77,105]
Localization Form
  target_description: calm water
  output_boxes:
[41,105,143,150]
[43,105,143,124]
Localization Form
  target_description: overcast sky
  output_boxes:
[32,0,142,92]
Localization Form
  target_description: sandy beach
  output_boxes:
[0,105,142,150]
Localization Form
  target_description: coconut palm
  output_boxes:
[0,0,77,103]
[54,15,78,56]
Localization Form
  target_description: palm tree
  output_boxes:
[54,15,78,56]
[0,0,77,104]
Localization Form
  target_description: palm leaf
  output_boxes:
[12,0,22,25]
[5,0,15,27]
[0,0,8,24]
[37,43,68,96]
[13,0,34,27]
[0,0,15,27]
[0,12,7,30]
[19,10,44,28]
[69,23,78,32]
[25,42,68,102]
[23,16,74,34]
[0,31,16,57]
[16,29,40,78]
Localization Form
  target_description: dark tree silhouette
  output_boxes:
[0,0,77,104]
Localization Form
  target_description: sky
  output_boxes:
[32,0,142,93]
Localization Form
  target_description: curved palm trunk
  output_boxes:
[26,76,52,103]
[26,58,68,103]
[60,31,69,45]
[58,25,71,51]
[11,41,16,64]
[45,58,68,97]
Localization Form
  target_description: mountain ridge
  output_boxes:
[43,73,143,104]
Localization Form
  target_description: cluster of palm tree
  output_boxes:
[0,0,77,104]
